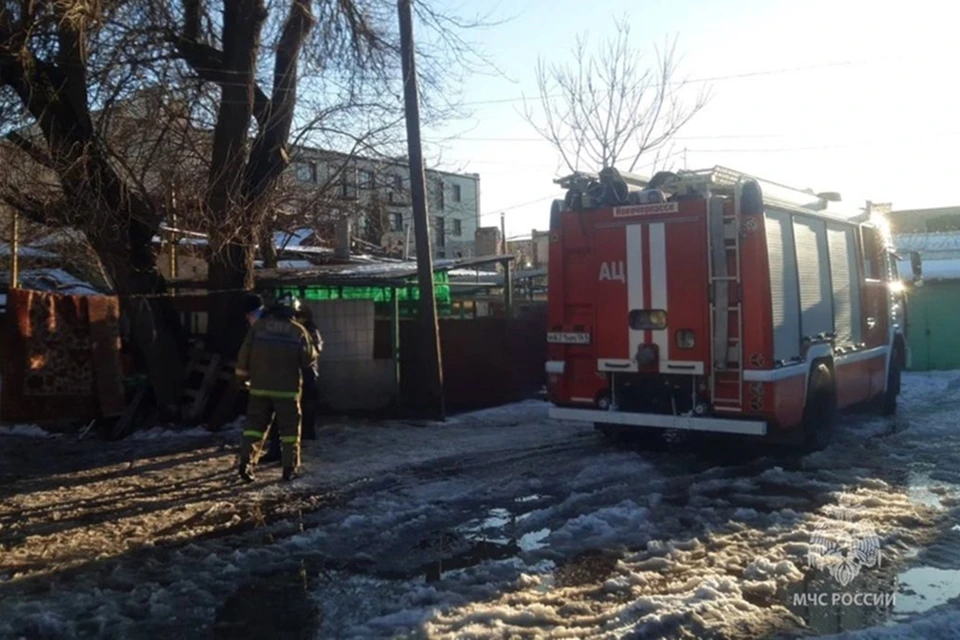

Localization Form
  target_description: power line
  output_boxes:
[459,60,860,107]
[687,133,960,153]
[426,133,790,143]
[478,194,560,219]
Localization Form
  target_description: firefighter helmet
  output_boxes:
[277,293,302,313]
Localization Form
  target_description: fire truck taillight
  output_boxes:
[675,329,696,349]
[629,309,667,330]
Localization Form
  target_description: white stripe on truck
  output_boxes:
[626,224,644,360]
[649,222,668,359]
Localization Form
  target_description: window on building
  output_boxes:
[360,170,375,190]
[453,184,462,203]
[435,216,445,247]
[296,161,316,183]
[393,174,403,190]
[452,218,462,236]
[339,166,357,199]
[435,179,445,211]
[391,212,403,232]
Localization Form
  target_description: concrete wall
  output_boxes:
[475,227,502,260]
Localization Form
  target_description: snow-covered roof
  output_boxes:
[274,229,314,248]
[0,242,58,259]
[151,234,209,246]
[253,255,515,288]
[0,268,103,296]
[254,259,316,269]
[29,229,88,247]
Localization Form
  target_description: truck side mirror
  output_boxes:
[910,251,922,281]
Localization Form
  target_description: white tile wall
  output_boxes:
[304,299,374,362]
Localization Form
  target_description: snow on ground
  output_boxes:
[0,424,61,438]
[1,373,960,639]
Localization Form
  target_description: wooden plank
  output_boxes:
[112,383,149,439]
[185,353,221,422]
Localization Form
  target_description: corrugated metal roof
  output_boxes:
[894,232,960,252]
[254,255,515,288]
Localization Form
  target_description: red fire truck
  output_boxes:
[546,166,909,449]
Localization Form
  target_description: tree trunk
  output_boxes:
[90,221,187,422]
[202,0,265,356]
[260,226,279,268]
[206,242,255,357]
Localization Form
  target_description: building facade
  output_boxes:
[290,148,481,259]
[506,229,550,269]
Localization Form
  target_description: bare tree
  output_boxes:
[0,0,493,380]
[523,15,710,174]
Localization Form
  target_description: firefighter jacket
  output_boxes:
[235,315,318,399]
[299,317,323,377]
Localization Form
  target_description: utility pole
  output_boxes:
[500,212,506,255]
[9,207,18,290]
[398,0,444,420]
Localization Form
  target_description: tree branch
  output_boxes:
[5,132,54,168]
[167,35,272,128]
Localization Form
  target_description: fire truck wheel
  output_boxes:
[802,362,837,452]
[879,349,902,416]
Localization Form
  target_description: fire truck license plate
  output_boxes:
[547,332,591,344]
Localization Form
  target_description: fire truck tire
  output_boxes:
[879,348,902,416]
[802,362,837,452]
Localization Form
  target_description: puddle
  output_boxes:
[892,566,960,621]
[421,538,520,582]
[214,564,319,639]
[411,504,555,582]
[906,473,943,510]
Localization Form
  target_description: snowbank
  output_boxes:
[824,609,960,639]
[0,424,59,438]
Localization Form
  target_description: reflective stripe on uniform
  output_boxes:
[280,435,299,444]
[242,430,265,438]
[249,388,299,399]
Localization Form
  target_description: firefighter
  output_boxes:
[261,302,322,463]
[235,293,318,483]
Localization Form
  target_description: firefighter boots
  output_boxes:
[238,457,256,483]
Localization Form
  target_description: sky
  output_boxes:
[419,0,960,240]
